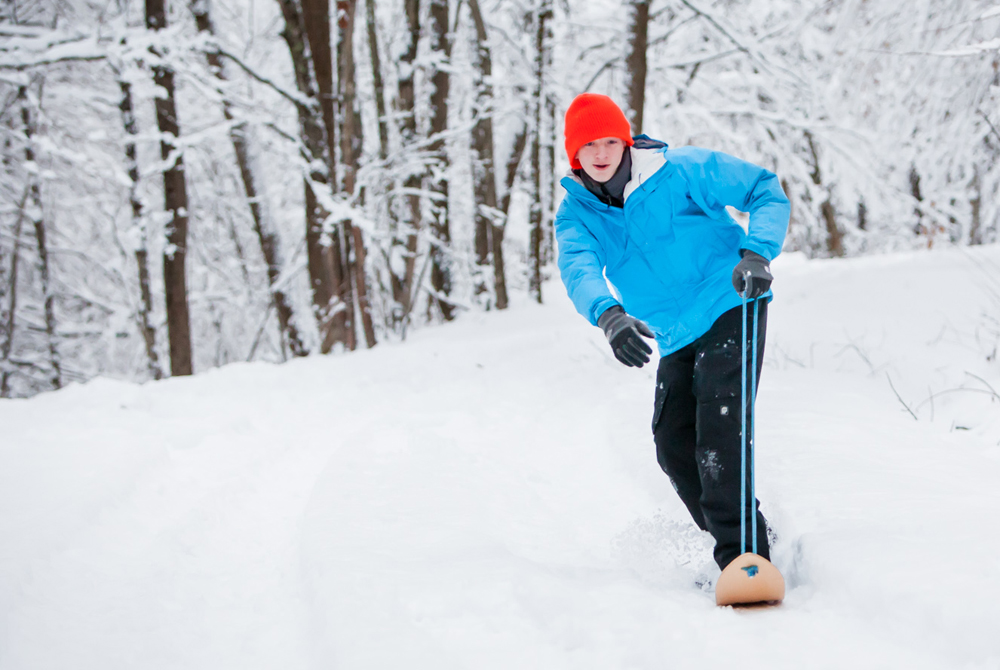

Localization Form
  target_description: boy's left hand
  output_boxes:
[732,250,772,299]
[598,305,655,368]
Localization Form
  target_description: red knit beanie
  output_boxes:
[564,94,634,170]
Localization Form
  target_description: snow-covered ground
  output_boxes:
[2,246,1000,669]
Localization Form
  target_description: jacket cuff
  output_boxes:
[589,297,621,326]
[739,241,774,262]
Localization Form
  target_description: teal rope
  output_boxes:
[740,282,748,556]
[751,297,759,556]
[740,272,761,556]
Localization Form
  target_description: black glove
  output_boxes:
[731,250,773,299]
[597,305,655,368]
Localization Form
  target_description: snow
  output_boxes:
[2,246,1000,669]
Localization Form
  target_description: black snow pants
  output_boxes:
[652,301,770,571]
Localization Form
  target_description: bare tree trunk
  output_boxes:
[496,123,529,310]
[426,0,453,321]
[909,164,936,245]
[304,184,339,353]
[19,87,61,389]
[528,0,551,304]
[468,0,498,304]
[0,187,28,397]
[276,0,341,352]
[395,0,422,322]
[30,216,59,390]
[303,0,338,189]
[909,164,923,227]
[191,0,307,358]
[820,200,842,257]
[30,216,59,389]
[350,226,376,346]
[624,0,650,134]
[363,0,394,338]
[467,0,524,311]
[338,0,376,348]
[304,0,354,348]
[805,131,843,258]
[970,165,982,245]
[135,248,162,371]
[118,78,164,380]
[338,0,376,349]
[364,0,389,161]
[545,91,556,263]
[907,164,940,247]
[147,0,194,376]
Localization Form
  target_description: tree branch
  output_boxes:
[666,48,741,70]
[0,53,106,70]
[208,45,312,111]
[964,371,1000,400]
[886,373,918,420]
[977,109,1000,144]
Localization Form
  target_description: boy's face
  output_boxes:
[577,137,626,183]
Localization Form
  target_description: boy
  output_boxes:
[554,93,789,571]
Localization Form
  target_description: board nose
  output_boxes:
[716,553,785,606]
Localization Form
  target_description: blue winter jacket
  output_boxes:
[555,136,790,357]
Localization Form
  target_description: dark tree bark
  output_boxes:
[970,165,982,245]
[364,0,400,339]
[545,91,556,263]
[365,0,389,161]
[302,0,338,187]
[338,0,376,348]
[909,165,923,202]
[364,0,398,336]
[625,0,650,134]
[337,0,361,351]
[118,77,164,380]
[276,0,343,353]
[337,0,362,191]
[909,164,925,236]
[528,0,552,304]
[29,218,59,389]
[146,0,194,376]
[908,164,943,246]
[467,0,498,302]
[19,88,61,389]
[302,0,354,349]
[820,200,841,256]
[191,0,307,359]
[394,0,422,322]
[0,187,27,398]
[427,0,453,321]
[467,0,522,310]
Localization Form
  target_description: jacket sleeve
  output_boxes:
[674,147,790,262]
[554,203,620,326]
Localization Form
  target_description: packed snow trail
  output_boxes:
[2,247,1000,669]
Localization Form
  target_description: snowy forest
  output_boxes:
[1,0,998,398]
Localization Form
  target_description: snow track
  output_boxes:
[2,247,1000,668]
[0,373,327,669]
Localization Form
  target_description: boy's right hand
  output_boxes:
[732,250,773,299]
[598,305,655,368]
